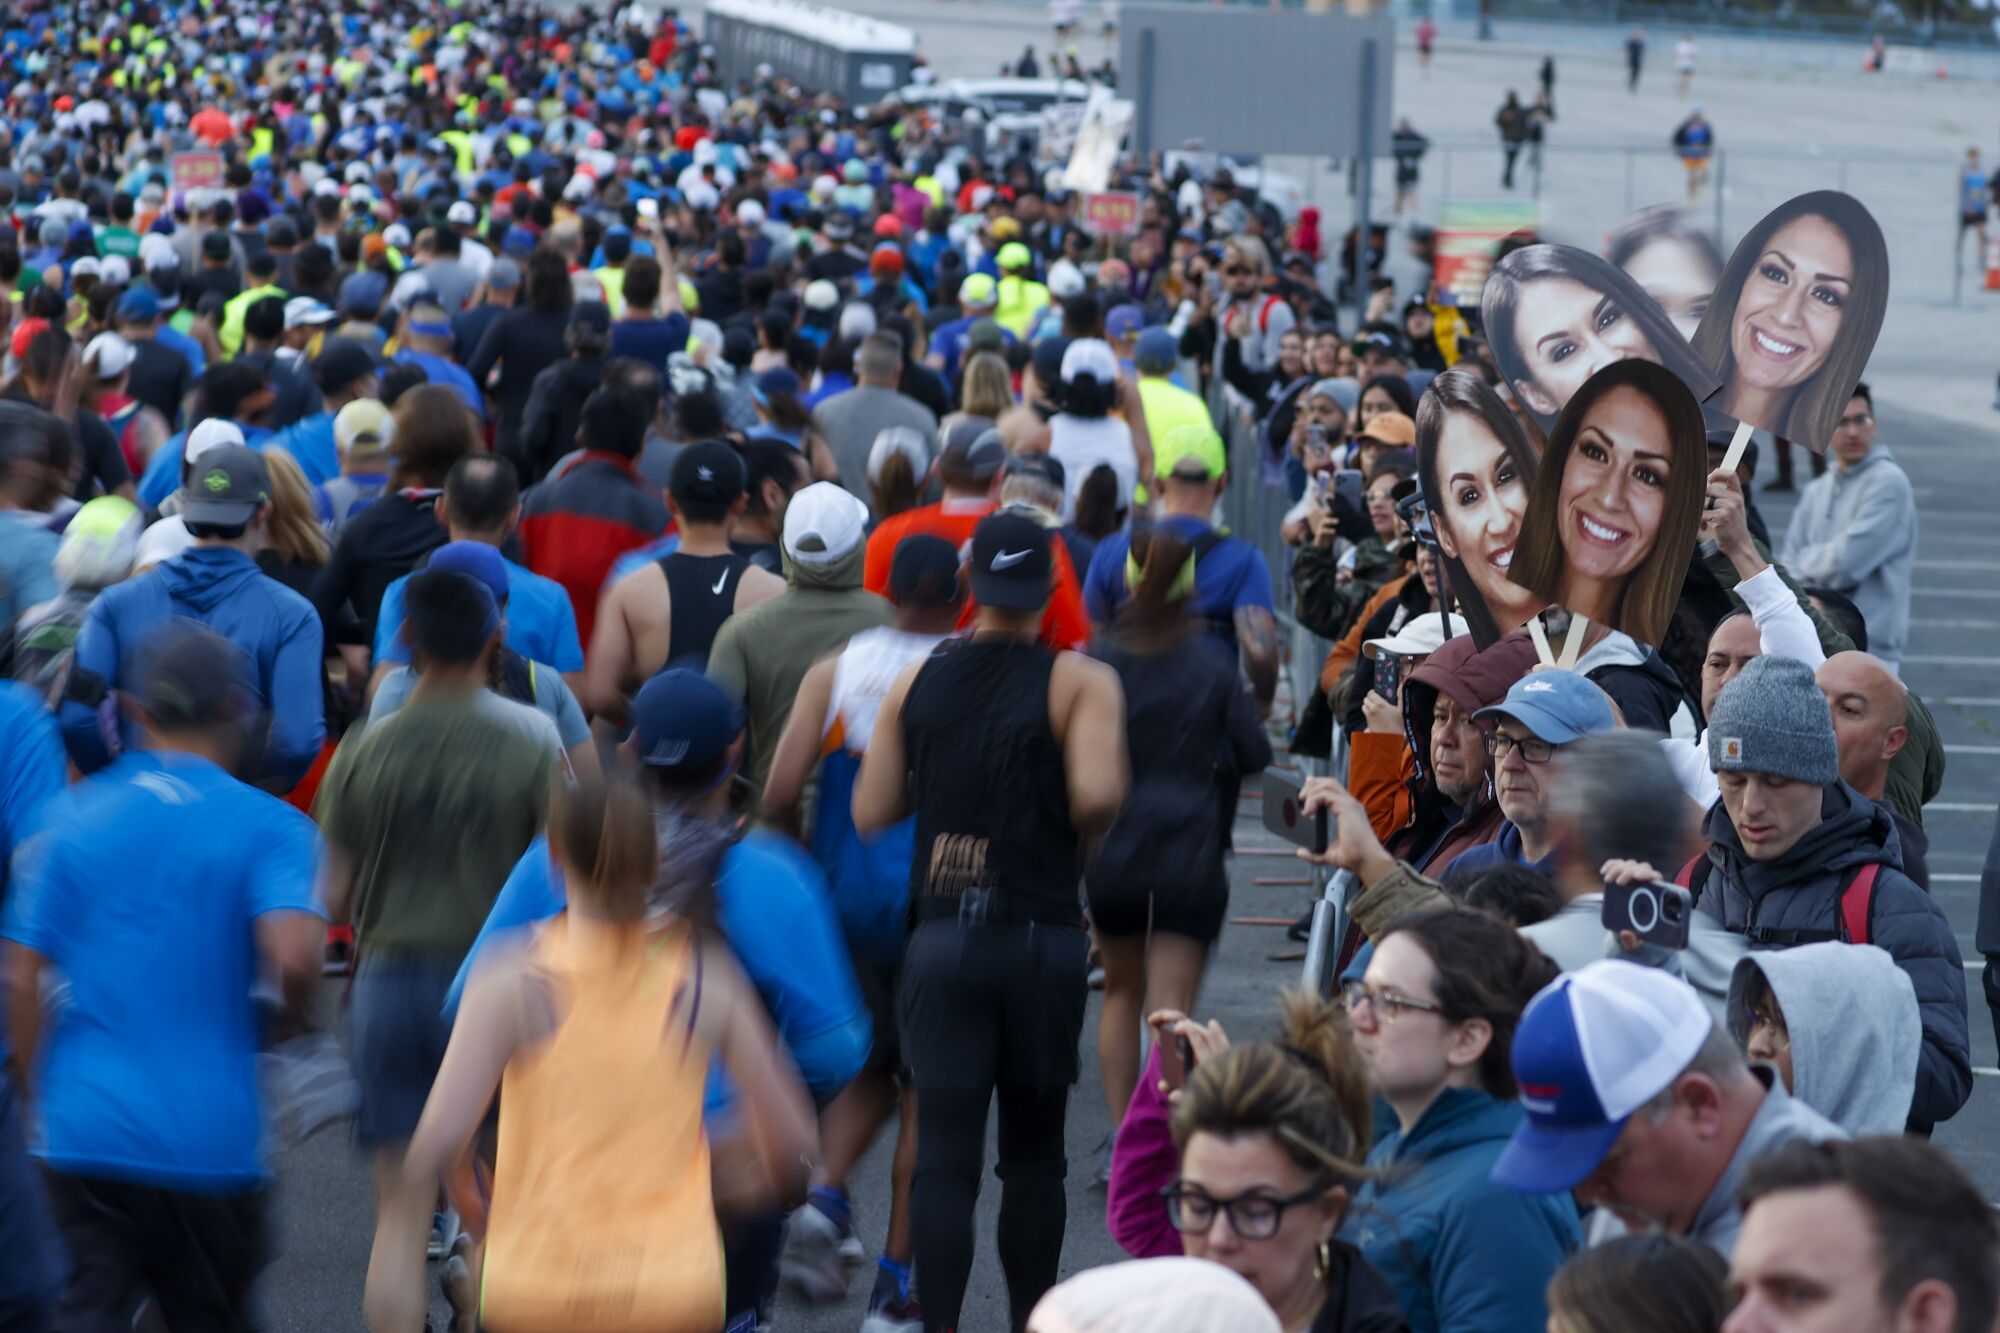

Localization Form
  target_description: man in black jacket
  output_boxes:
[1695,654,1970,1133]
[517,301,610,483]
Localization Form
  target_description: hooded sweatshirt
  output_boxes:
[1697,782,1971,1132]
[62,546,325,787]
[705,541,890,791]
[1393,632,1539,875]
[1780,444,1916,669]
[1727,942,1919,1135]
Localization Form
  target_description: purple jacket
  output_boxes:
[1107,1044,1181,1260]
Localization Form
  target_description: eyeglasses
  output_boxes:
[1837,413,1873,429]
[1484,731,1558,764]
[1222,265,1253,277]
[1162,1182,1327,1240]
[1340,979,1442,1023]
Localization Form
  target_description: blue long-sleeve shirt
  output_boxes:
[449,827,870,1110]
[61,546,325,789]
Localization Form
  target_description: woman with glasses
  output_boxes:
[1339,909,1579,1333]
[1105,992,1410,1332]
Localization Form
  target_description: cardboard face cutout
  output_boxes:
[1604,204,1725,344]
[1414,367,1544,649]
[1689,190,1888,452]
[1504,359,1709,649]
[1481,243,1718,435]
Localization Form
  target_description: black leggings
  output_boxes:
[911,1083,1071,1333]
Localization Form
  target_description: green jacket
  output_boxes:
[1293,536,1400,642]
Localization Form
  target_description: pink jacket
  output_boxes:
[1106,1045,1183,1260]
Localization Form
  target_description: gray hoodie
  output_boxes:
[1779,444,1916,670]
[1726,943,1919,1136]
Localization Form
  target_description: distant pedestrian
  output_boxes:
[1675,32,1698,94]
[1495,92,1528,191]
[1526,92,1554,179]
[1672,108,1715,207]
[1959,146,1990,262]
[1626,28,1646,91]
[1417,14,1437,70]
[1393,119,1431,216]
[1538,54,1556,114]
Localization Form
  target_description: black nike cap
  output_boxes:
[968,509,1052,611]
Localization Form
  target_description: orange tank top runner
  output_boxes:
[479,915,727,1333]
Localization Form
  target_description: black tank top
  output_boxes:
[659,551,751,671]
[901,638,1081,927]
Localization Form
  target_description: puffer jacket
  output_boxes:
[1696,783,1972,1132]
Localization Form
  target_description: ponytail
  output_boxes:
[548,769,659,923]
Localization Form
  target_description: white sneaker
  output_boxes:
[781,1201,862,1303]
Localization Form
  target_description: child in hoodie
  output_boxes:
[1727,942,1920,1137]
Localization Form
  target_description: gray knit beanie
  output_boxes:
[1706,655,1840,785]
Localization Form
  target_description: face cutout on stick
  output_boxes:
[1603,204,1724,343]
[1690,190,1888,452]
[1505,359,1708,649]
[1415,367,1544,649]
[1481,243,1717,434]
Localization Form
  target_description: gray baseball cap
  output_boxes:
[179,444,271,525]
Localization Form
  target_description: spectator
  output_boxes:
[1342,909,1578,1331]
[1440,669,1620,878]
[1815,651,1928,888]
[1521,730,1695,973]
[1025,1259,1283,1333]
[1667,654,1970,1131]
[812,331,939,504]
[1493,960,1842,1258]
[706,482,889,794]
[1778,385,1916,673]
[1103,992,1403,1329]
[1346,630,1538,878]
[518,302,613,483]
[1725,942,1920,1135]
[1730,1137,1999,1333]
[1546,1235,1729,1333]
[64,443,324,788]
[518,376,669,648]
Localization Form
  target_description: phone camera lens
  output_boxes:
[1282,799,1299,829]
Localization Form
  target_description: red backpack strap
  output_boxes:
[1673,851,1711,911]
[1257,293,1282,334]
[1837,862,1883,946]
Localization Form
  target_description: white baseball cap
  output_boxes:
[1060,337,1118,385]
[803,279,840,313]
[446,200,478,225]
[83,332,136,379]
[70,256,102,279]
[284,297,337,330]
[1490,961,1712,1194]
[782,482,869,567]
[98,256,130,286]
[736,199,766,227]
[868,426,930,489]
[186,418,247,468]
[1364,612,1472,661]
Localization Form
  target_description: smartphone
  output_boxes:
[1176,1035,1196,1078]
[1332,468,1364,516]
[637,197,659,219]
[1306,422,1328,450]
[1603,880,1693,950]
[1261,768,1329,855]
[1375,651,1402,704]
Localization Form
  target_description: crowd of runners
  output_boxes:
[0,0,1989,1331]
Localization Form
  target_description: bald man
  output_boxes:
[1818,650,1927,889]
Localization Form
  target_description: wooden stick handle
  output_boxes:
[1528,615,1555,667]
[1718,418,1755,474]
